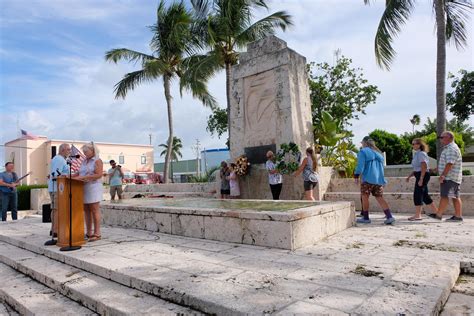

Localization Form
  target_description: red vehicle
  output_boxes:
[123,172,136,184]
[135,173,152,185]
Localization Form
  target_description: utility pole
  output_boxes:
[192,139,201,177]
[148,126,153,146]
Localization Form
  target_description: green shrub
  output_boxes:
[369,129,412,165]
[16,184,48,210]
[463,170,472,176]
[422,132,465,159]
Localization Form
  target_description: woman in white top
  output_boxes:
[227,163,240,199]
[406,138,438,221]
[75,143,103,241]
[265,151,283,200]
[294,147,319,201]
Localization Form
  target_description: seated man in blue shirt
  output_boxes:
[0,162,19,221]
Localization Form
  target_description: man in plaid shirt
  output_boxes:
[429,131,463,221]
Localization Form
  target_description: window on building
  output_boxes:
[51,146,57,158]
[141,155,146,164]
[119,153,124,164]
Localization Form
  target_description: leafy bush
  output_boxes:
[16,184,48,210]
[422,132,465,159]
[189,166,220,183]
[369,130,411,165]
[462,170,472,176]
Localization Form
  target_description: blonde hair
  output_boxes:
[412,138,429,152]
[306,147,318,172]
[363,138,382,153]
[81,142,99,157]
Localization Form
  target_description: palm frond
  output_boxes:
[235,11,293,47]
[105,48,154,66]
[444,0,472,49]
[113,69,157,99]
[368,0,415,70]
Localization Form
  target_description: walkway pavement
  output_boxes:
[0,214,472,314]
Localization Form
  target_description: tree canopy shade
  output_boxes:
[369,129,412,165]
[105,0,217,183]
[192,0,292,148]
[447,69,474,122]
[364,0,472,160]
[308,55,380,135]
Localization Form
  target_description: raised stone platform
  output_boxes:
[101,198,354,250]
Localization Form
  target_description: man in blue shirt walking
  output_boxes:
[0,162,19,221]
[354,137,395,225]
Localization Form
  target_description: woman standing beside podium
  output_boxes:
[76,142,103,242]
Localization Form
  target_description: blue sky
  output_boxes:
[1,0,472,165]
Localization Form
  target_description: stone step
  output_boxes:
[0,262,96,315]
[121,191,215,199]
[0,242,201,315]
[0,301,19,316]
[0,218,467,315]
[329,176,474,193]
[124,183,214,193]
[324,192,474,215]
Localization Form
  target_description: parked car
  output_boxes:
[123,172,136,184]
[135,173,152,185]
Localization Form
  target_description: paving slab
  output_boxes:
[0,243,201,315]
[0,215,473,315]
[0,262,95,315]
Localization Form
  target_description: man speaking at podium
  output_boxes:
[47,144,71,242]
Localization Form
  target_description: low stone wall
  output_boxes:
[325,176,474,215]
[124,182,215,193]
[216,166,334,201]
[101,199,354,250]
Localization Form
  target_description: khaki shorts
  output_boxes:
[49,192,57,210]
[360,182,384,197]
[110,185,123,197]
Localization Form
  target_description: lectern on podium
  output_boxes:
[56,177,85,249]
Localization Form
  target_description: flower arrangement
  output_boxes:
[235,155,251,176]
[275,142,301,174]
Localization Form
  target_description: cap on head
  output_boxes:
[109,160,116,164]
[362,136,371,143]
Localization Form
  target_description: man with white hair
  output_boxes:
[45,143,71,245]
[429,131,463,222]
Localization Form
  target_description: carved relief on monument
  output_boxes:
[243,70,277,145]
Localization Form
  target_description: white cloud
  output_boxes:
[1,0,472,166]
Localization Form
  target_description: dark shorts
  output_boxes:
[304,181,317,191]
[360,182,384,197]
[220,189,230,195]
[440,180,460,198]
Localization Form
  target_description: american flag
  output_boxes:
[21,129,39,140]
[70,144,86,173]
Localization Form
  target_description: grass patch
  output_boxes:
[415,232,427,238]
[351,264,384,279]
[346,242,365,249]
[393,240,460,252]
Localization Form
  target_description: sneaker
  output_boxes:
[356,218,371,224]
[356,212,363,218]
[384,217,395,225]
[428,213,442,220]
[445,216,463,222]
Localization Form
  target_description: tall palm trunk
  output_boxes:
[435,0,447,161]
[163,74,174,184]
[225,61,232,149]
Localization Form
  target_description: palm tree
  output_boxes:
[105,1,217,183]
[364,0,472,159]
[191,0,293,147]
[410,114,421,133]
[159,136,183,182]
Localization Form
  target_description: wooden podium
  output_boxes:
[56,177,85,248]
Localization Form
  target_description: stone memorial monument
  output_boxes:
[229,36,316,199]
